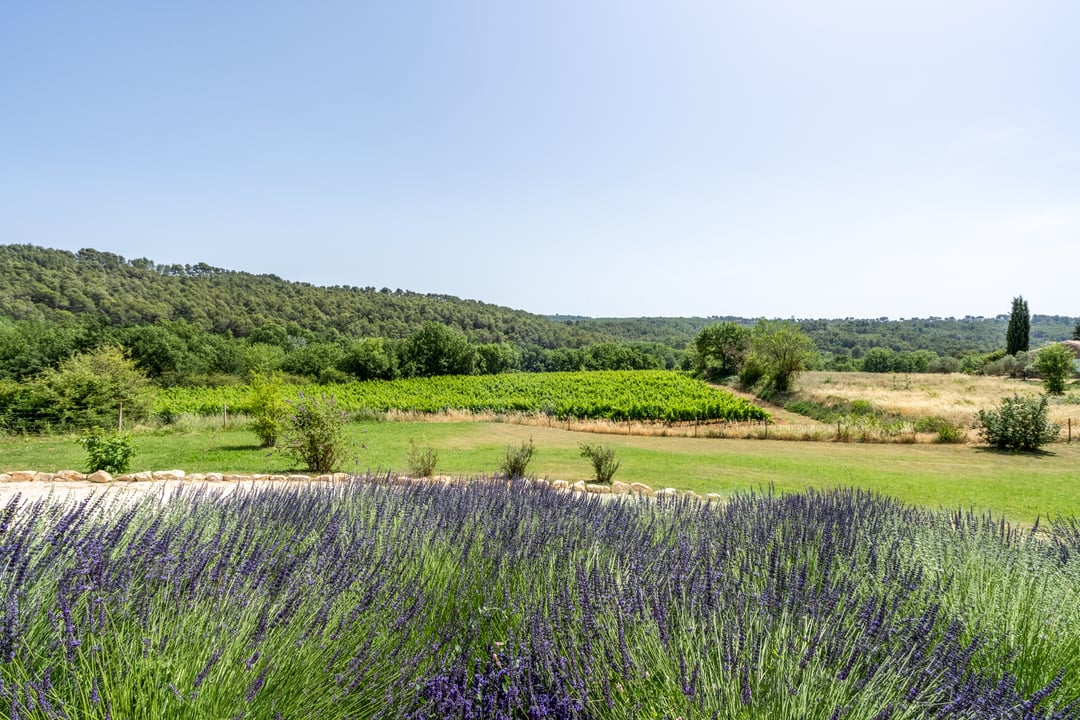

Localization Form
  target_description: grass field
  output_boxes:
[794,370,1080,430]
[3,419,1078,523]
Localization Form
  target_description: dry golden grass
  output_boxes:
[796,371,1080,436]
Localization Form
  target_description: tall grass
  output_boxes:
[1,480,1078,718]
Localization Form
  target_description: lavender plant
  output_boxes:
[0,480,1078,719]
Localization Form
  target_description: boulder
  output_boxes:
[610,480,632,495]
[153,469,186,482]
[683,490,702,502]
[656,487,679,498]
[222,474,247,483]
[551,479,570,492]
[0,474,10,483]
[571,481,587,493]
[55,470,87,481]
[586,483,612,494]
[314,474,333,483]
[287,474,312,483]
[705,493,724,503]
[204,473,224,482]
[87,470,113,484]
[8,471,37,482]
[629,482,655,496]
[33,472,55,482]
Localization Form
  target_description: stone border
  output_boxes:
[0,470,724,503]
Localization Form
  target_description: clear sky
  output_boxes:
[2,1,1077,320]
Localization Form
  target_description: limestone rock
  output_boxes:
[0,474,10,483]
[8,471,36,482]
[33,472,56,482]
[610,480,632,495]
[55,470,87,481]
[222,474,247,483]
[586,483,612,494]
[287,474,312,483]
[87,470,113,484]
[204,473,224,482]
[551,479,570,492]
[153,469,186,482]
[656,487,679,498]
[629,482,655,496]
[706,493,724,503]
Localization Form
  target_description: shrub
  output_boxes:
[406,439,439,478]
[282,392,349,473]
[21,346,153,432]
[915,416,966,444]
[975,394,1060,451]
[80,430,136,474]
[1035,344,1076,395]
[737,355,767,390]
[579,443,620,484]
[247,370,288,447]
[498,439,535,479]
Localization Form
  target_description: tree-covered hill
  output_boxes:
[0,244,604,347]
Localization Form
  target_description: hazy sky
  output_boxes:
[2,1,1077,319]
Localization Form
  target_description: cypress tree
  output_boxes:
[1006,296,1030,355]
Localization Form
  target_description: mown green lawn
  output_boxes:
[3,420,1078,523]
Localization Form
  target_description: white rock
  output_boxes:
[87,470,113,484]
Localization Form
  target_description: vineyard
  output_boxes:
[155,370,770,424]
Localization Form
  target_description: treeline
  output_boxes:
[563,315,1078,362]
[0,316,685,388]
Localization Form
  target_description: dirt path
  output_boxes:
[709,383,825,426]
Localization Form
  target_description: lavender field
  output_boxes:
[1,478,1079,719]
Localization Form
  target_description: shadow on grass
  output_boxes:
[217,444,268,452]
[973,447,1056,458]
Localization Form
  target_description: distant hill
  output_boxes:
[2,244,1074,361]
[0,244,605,348]
[555,315,1078,358]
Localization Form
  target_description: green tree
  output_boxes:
[32,346,153,431]
[247,370,289,447]
[1073,320,1080,341]
[691,322,750,380]
[400,322,476,377]
[749,319,816,393]
[339,337,399,380]
[475,342,520,375]
[1035,344,1076,395]
[1006,296,1030,355]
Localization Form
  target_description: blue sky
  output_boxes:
[2,1,1077,319]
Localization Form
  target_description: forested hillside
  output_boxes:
[0,244,601,347]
